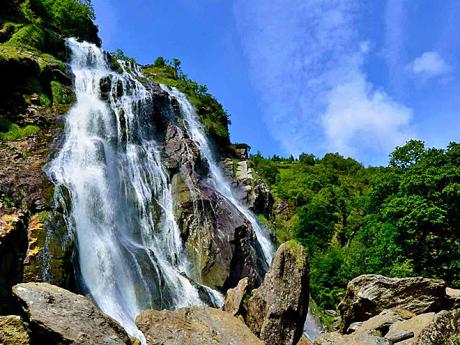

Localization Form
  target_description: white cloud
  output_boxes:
[234,0,413,163]
[407,51,452,78]
[322,72,413,156]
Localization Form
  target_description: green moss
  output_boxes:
[452,336,460,345]
[0,118,40,141]
[0,193,15,209]
[51,81,74,104]
[39,93,50,106]
[0,43,65,72]
[38,211,50,223]
[8,24,45,48]
[284,240,306,269]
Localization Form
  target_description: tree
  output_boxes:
[299,153,316,165]
[172,58,181,78]
[154,57,166,67]
[389,139,425,168]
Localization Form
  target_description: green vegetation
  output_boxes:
[50,81,74,104]
[18,0,99,44]
[252,140,460,312]
[143,57,231,145]
[0,118,39,141]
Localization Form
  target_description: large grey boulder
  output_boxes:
[224,241,309,345]
[338,275,446,331]
[13,283,132,345]
[314,331,391,345]
[135,306,262,345]
[386,309,460,345]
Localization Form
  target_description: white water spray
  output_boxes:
[47,39,206,342]
[161,86,275,265]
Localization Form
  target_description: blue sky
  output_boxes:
[92,0,460,166]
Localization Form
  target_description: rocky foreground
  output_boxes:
[315,274,460,345]
[0,241,310,345]
[2,240,460,344]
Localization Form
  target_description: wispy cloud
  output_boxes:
[407,51,452,79]
[234,0,413,163]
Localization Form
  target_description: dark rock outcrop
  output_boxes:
[0,315,30,345]
[223,241,309,345]
[136,306,263,345]
[339,275,446,331]
[152,85,268,290]
[13,282,132,345]
[0,212,27,314]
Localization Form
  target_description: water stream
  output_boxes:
[47,39,203,343]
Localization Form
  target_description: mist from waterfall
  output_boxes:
[46,39,205,343]
[160,86,275,266]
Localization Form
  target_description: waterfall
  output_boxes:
[46,39,206,343]
[160,86,275,265]
[161,87,325,341]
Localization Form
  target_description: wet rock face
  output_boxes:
[12,283,132,345]
[224,241,309,345]
[221,157,274,218]
[136,306,263,345]
[152,86,267,291]
[338,274,446,331]
[22,211,75,288]
[0,315,30,345]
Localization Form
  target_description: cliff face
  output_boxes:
[147,84,271,290]
[0,12,77,313]
[0,20,273,315]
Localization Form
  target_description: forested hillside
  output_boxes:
[252,140,460,315]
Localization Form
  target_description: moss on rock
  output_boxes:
[0,315,30,345]
[0,118,40,141]
[7,24,65,58]
[23,211,74,288]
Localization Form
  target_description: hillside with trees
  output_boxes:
[252,140,460,318]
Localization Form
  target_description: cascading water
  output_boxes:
[160,86,275,265]
[162,86,325,341]
[46,39,206,343]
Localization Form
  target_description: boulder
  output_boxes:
[348,309,404,335]
[386,309,460,345]
[12,282,132,344]
[222,277,250,316]
[339,275,446,331]
[225,241,309,345]
[0,315,30,345]
[445,287,460,309]
[135,306,262,345]
[314,331,391,345]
